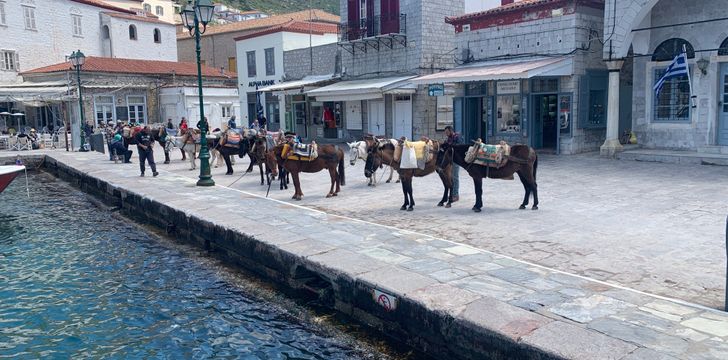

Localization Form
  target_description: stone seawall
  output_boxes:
[6,151,727,360]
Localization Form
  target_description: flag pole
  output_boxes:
[683,44,696,108]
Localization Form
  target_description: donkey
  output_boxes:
[272,143,346,200]
[347,140,397,186]
[436,142,539,212]
[365,139,452,211]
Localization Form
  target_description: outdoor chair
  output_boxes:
[41,133,53,149]
[7,136,19,151]
[17,136,32,151]
[0,136,8,150]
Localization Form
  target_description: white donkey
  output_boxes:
[347,140,398,186]
[171,133,222,170]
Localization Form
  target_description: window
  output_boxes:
[102,25,110,39]
[221,105,232,118]
[143,3,152,13]
[228,57,237,73]
[496,95,521,133]
[531,78,559,93]
[264,48,275,76]
[155,6,164,16]
[94,96,115,126]
[0,2,6,26]
[1,50,17,71]
[72,15,82,36]
[246,51,256,77]
[129,25,137,40]
[719,37,728,56]
[652,38,694,61]
[127,96,146,124]
[653,67,691,122]
[23,6,36,30]
[153,28,161,43]
[360,0,366,22]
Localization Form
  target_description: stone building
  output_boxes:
[10,57,236,150]
[600,0,728,154]
[413,0,607,154]
[300,0,465,141]
[234,20,339,132]
[176,10,340,74]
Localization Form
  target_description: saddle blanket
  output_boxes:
[224,131,241,146]
[465,141,511,168]
[398,140,433,169]
[282,143,318,161]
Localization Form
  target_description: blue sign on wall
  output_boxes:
[428,84,445,96]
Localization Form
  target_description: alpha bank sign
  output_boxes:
[246,79,276,89]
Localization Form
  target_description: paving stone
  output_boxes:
[621,347,679,360]
[509,292,567,312]
[588,318,690,356]
[399,257,453,274]
[522,321,637,360]
[443,245,481,256]
[307,249,390,276]
[451,275,533,301]
[549,294,632,323]
[276,239,337,258]
[487,267,541,284]
[358,247,413,265]
[428,267,471,282]
[642,300,701,317]
[358,266,438,295]
[681,317,728,337]
[408,283,482,317]
[457,297,552,341]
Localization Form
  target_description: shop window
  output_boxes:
[652,38,694,61]
[531,78,558,93]
[246,51,256,77]
[496,95,521,133]
[579,71,607,129]
[653,67,690,122]
[153,28,161,43]
[465,82,487,96]
[719,37,728,56]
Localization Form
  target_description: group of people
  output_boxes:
[102,120,158,177]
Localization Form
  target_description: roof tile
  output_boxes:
[233,20,338,41]
[22,57,235,79]
[177,9,339,39]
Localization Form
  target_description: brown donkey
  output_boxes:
[436,143,538,212]
[365,140,453,211]
[272,143,346,200]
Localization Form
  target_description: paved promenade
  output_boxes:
[5,148,728,359]
[160,148,728,309]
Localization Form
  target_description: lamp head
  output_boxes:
[696,57,709,75]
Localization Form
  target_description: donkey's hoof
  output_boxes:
[532,205,539,210]
[396,180,401,183]
[164,161,170,164]
[472,206,481,212]
[445,203,452,208]
[226,172,233,175]
[326,193,333,198]
[406,206,414,212]
[400,205,407,211]
[386,180,391,183]
[331,193,338,197]
[437,202,444,207]
[519,205,527,210]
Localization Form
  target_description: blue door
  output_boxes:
[719,64,728,145]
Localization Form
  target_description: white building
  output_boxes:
[0,0,177,85]
[235,21,338,126]
[104,0,180,24]
[160,86,240,131]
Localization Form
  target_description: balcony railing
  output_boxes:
[338,13,406,43]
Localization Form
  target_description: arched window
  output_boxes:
[719,37,728,56]
[153,28,161,43]
[143,3,151,13]
[652,38,695,61]
[129,25,137,40]
[155,6,164,17]
[102,25,110,39]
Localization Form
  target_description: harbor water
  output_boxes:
[0,172,398,359]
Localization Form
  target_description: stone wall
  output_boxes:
[283,43,340,80]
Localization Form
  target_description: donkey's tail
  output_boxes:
[338,152,346,186]
[533,152,538,180]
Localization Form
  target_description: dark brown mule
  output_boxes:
[272,143,346,200]
[365,140,452,211]
[436,143,538,212]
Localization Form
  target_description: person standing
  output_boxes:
[135,126,158,177]
[259,116,267,131]
[178,118,188,160]
[227,115,237,130]
[105,121,116,160]
[444,126,463,203]
[166,118,175,130]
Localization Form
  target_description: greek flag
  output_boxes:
[653,50,689,97]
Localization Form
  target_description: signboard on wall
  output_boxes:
[428,84,445,96]
[497,80,521,95]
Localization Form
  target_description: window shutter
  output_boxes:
[14,52,19,71]
[347,0,359,40]
[578,75,588,129]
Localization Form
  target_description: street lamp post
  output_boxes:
[182,0,216,187]
[69,50,87,152]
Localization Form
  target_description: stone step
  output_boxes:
[697,146,728,155]
[617,149,728,166]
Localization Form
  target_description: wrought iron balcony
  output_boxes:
[338,13,406,43]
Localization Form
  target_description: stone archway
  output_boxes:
[603,0,661,59]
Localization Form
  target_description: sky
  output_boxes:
[465,0,509,13]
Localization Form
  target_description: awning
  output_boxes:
[411,57,573,84]
[0,81,72,103]
[306,76,415,102]
[259,74,338,95]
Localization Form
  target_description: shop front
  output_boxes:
[413,57,605,154]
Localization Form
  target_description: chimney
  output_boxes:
[502,0,515,5]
